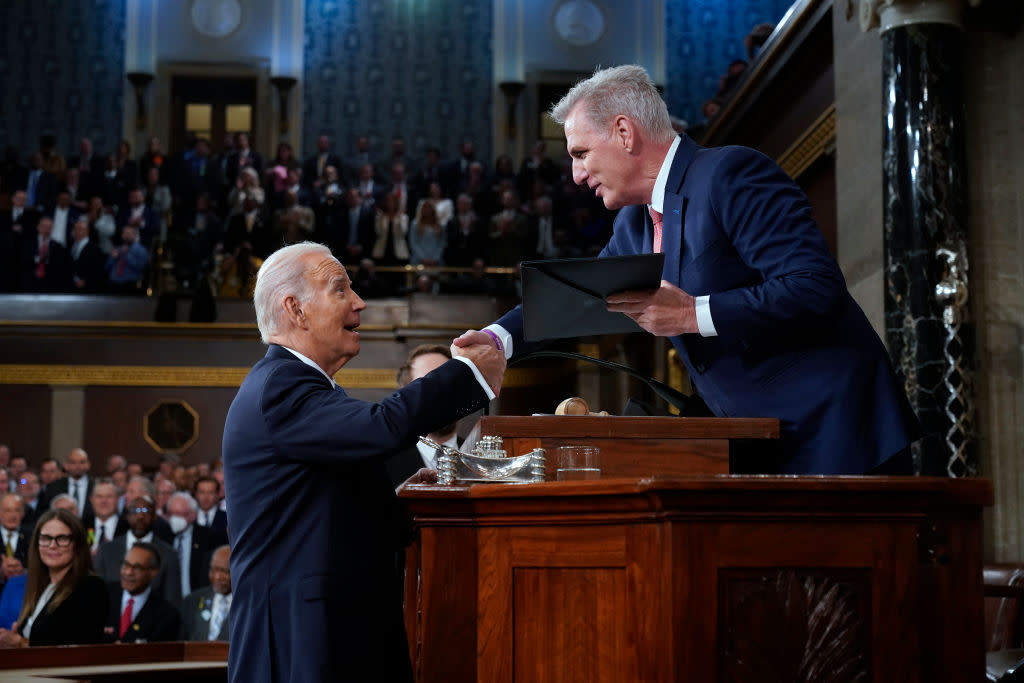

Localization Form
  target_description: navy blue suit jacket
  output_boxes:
[222,344,489,683]
[498,135,919,474]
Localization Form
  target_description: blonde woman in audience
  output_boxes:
[409,200,446,266]
[415,181,453,226]
[0,509,107,647]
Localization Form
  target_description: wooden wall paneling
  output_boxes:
[83,386,238,467]
[0,385,51,463]
[418,526,479,683]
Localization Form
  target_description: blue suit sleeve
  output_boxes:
[260,359,487,465]
[704,147,847,342]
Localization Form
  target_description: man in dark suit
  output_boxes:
[104,543,181,643]
[181,545,231,641]
[19,216,70,293]
[40,447,93,517]
[22,153,57,213]
[69,217,108,293]
[87,478,128,556]
[94,496,182,604]
[116,188,160,248]
[0,492,31,595]
[302,134,343,191]
[166,492,227,599]
[331,187,375,264]
[224,132,264,187]
[222,242,506,683]
[193,476,228,534]
[454,64,920,476]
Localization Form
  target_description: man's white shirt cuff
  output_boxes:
[695,295,718,337]
[485,324,513,360]
[453,356,496,400]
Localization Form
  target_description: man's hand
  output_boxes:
[1,557,23,580]
[451,341,506,396]
[605,280,699,337]
[452,329,496,351]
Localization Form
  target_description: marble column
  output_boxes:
[858,0,978,476]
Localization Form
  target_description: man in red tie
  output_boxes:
[105,543,180,642]
[453,64,920,476]
[20,216,69,292]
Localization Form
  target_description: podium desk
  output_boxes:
[478,416,780,477]
[401,476,992,683]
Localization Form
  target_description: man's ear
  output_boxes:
[613,115,636,153]
[283,295,306,327]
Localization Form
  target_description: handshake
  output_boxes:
[450,329,508,397]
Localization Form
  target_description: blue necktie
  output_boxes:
[27,171,40,207]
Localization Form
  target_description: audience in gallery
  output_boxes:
[0,128,618,299]
[0,446,237,648]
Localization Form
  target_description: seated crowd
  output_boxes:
[0,445,232,647]
[0,132,617,299]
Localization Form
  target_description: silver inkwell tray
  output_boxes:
[419,435,545,485]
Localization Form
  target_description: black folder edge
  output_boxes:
[520,253,665,341]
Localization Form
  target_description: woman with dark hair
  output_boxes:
[0,509,107,647]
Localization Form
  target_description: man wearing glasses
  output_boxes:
[94,496,182,604]
[103,543,180,643]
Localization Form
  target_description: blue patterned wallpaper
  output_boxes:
[0,0,125,159]
[664,0,793,127]
[303,0,493,165]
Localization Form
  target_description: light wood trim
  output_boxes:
[0,364,551,389]
[778,104,837,180]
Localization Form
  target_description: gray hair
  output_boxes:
[169,491,199,514]
[254,241,333,343]
[128,475,155,498]
[49,493,76,510]
[549,65,676,144]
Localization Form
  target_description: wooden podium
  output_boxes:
[478,415,780,476]
[400,418,992,683]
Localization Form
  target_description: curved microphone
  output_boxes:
[510,349,702,416]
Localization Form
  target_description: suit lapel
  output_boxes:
[661,136,699,282]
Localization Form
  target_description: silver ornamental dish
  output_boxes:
[418,436,546,484]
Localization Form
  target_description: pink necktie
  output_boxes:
[649,207,663,253]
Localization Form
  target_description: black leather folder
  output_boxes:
[520,253,665,341]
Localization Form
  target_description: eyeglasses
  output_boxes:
[38,534,73,547]
[129,506,151,515]
[121,561,152,572]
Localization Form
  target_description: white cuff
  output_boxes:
[695,295,718,337]
[453,356,496,400]
[485,323,514,360]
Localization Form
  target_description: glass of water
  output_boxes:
[555,446,600,481]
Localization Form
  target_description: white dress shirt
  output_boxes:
[120,584,152,630]
[52,206,71,245]
[92,515,119,551]
[125,530,153,554]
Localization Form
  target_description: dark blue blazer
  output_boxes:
[222,344,489,683]
[498,135,919,474]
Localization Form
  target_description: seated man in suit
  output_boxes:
[181,545,231,641]
[0,493,30,595]
[94,495,182,604]
[88,478,128,556]
[105,542,181,643]
[166,492,227,599]
[193,476,227,534]
[386,344,483,486]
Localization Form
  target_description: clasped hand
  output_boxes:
[605,280,698,337]
[450,334,506,396]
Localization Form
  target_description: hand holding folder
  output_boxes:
[520,254,665,341]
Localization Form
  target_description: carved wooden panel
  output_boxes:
[718,569,870,683]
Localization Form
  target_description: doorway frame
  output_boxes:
[150,61,276,161]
